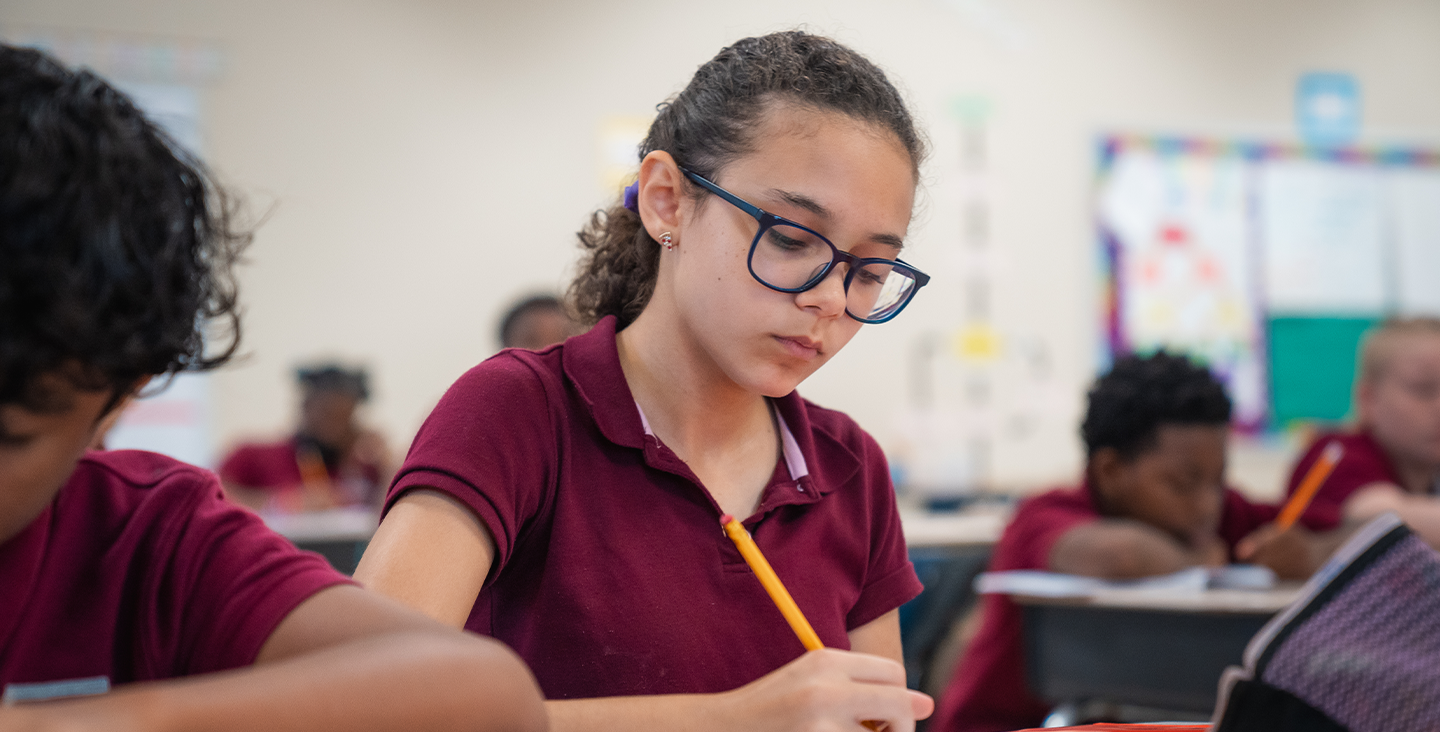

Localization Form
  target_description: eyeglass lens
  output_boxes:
[751,222,919,322]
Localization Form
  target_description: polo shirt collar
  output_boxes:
[562,316,859,499]
[637,402,810,482]
[561,316,647,450]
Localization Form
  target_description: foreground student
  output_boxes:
[0,46,544,731]
[1284,318,1440,546]
[931,352,1346,732]
[357,31,933,732]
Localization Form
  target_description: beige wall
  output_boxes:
[4,0,1439,493]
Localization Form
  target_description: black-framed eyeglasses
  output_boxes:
[680,167,930,324]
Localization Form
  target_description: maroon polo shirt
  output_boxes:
[385,316,922,699]
[219,436,384,507]
[931,484,1281,732]
[1285,431,1406,530]
[0,450,350,693]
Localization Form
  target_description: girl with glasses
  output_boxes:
[357,30,933,732]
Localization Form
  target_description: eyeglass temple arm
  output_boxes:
[679,167,767,221]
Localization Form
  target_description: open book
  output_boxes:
[1212,513,1440,732]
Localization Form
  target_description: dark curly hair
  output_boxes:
[1081,351,1232,459]
[568,30,927,329]
[0,45,248,411]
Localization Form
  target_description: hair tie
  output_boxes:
[622,181,639,213]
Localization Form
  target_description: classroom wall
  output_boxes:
[4,0,1439,494]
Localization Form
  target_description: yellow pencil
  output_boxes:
[720,514,887,732]
[721,514,824,651]
[1276,441,1344,531]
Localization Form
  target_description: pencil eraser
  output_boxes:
[1323,441,1345,461]
[720,514,735,525]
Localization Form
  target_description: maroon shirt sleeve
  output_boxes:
[844,429,923,631]
[218,442,299,492]
[166,481,353,674]
[993,488,1100,572]
[385,354,558,580]
[1217,488,1280,550]
[217,444,260,487]
[1285,432,1399,530]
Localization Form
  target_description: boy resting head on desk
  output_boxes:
[930,351,1348,732]
[1284,317,1440,547]
[0,45,544,732]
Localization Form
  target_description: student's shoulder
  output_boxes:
[446,345,567,403]
[75,449,220,494]
[1010,485,1098,525]
[992,485,1098,570]
[1294,429,1387,465]
[794,395,883,455]
[1287,429,1397,491]
[63,450,227,526]
[220,438,294,466]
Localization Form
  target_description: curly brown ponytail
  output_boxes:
[568,31,927,329]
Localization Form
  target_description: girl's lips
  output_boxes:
[775,335,821,359]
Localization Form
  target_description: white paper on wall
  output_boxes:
[1260,160,1388,314]
[1391,169,1440,317]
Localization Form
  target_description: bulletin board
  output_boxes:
[1096,135,1440,429]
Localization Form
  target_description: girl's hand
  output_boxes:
[712,649,932,732]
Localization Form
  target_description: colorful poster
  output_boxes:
[1099,145,1267,424]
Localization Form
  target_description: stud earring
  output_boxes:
[660,231,674,251]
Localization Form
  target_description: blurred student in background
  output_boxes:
[932,352,1347,732]
[498,293,579,350]
[220,365,391,512]
[1285,318,1440,547]
[0,44,543,731]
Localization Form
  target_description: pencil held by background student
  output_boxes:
[1281,318,1440,548]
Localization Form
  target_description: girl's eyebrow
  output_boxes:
[766,188,906,251]
[768,188,830,219]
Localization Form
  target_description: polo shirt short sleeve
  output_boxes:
[1285,431,1402,530]
[931,484,1281,732]
[0,450,350,691]
[384,316,923,699]
[218,439,303,491]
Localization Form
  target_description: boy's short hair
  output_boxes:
[498,294,564,348]
[1357,317,1440,388]
[1081,351,1232,458]
[297,364,370,402]
[0,45,247,410]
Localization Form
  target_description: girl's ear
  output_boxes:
[637,150,685,240]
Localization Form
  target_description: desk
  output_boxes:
[1016,585,1301,715]
[900,508,1007,549]
[898,507,1008,691]
[263,507,378,575]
